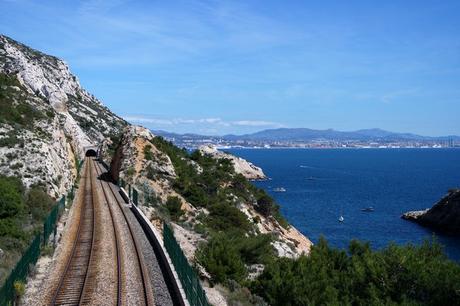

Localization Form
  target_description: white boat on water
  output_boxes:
[339,215,344,222]
[273,187,286,192]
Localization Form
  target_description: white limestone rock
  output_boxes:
[0,34,126,146]
[0,34,126,198]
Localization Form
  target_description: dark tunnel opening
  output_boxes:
[85,149,97,157]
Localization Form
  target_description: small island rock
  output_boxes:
[402,189,460,235]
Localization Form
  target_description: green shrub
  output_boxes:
[205,203,252,232]
[0,218,25,239]
[255,194,274,217]
[0,175,24,218]
[41,244,54,257]
[25,187,54,221]
[254,191,288,228]
[10,162,23,170]
[5,152,17,160]
[143,144,153,160]
[197,231,274,285]
[165,196,184,221]
[197,232,247,284]
[0,134,21,148]
[146,165,156,180]
[126,167,135,178]
[235,234,274,265]
[106,132,122,159]
[251,237,460,306]
[13,280,25,297]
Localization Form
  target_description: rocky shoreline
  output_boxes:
[402,189,460,235]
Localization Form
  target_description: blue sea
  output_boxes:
[228,148,460,261]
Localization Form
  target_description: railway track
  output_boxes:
[90,158,122,306]
[93,159,154,306]
[50,157,96,306]
[49,157,154,306]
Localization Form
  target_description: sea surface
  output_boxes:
[228,148,460,261]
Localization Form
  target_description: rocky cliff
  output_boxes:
[402,189,460,235]
[0,34,126,197]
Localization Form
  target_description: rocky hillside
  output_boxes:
[110,125,312,304]
[0,34,126,197]
[402,189,460,235]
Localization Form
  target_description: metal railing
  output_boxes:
[0,162,84,305]
[164,223,209,306]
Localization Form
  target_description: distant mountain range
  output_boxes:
[154,128,460,143]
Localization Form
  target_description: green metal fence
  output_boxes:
[120,177,209,306]
[118,177,126,189]
[0,162,83,305]
[43,197,66,245]
[132,188,139,205]
[0,234,41,305]
[164,223,209,306]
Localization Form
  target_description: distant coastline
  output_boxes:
[154,127,459,150]
[217,146,460,150]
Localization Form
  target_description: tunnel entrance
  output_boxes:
[85,149,97,157]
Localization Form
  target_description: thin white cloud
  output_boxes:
[123,116,173,125]
[381,89,419,104]
[123,115,284,129]
[232,120,284,127]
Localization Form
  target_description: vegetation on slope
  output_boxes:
[0,73,54,149]
[151,137,281,281]
[150,136,460,305]
[251,237,460,306]
[0,74,52,129]
[152,136,286,225]
[0,175,54,283]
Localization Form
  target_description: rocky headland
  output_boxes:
[198,144,266,180]
[402,189,460,235]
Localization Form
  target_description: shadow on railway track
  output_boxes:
[96,171,114,183]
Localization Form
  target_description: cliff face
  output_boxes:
[402,189,460,235]
[0,34,127,197]
[110,126,179,203]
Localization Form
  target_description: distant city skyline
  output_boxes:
[1,1,459,136]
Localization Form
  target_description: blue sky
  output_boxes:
[1,0,459,136]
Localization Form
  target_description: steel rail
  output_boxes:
[90,159,123,306]
[93,160,154,306]
[50,157,95,306]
